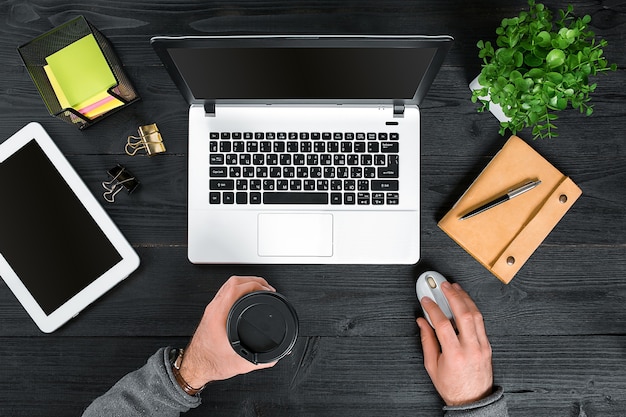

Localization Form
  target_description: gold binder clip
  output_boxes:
[125,123,166,156]
[102,164,140,203]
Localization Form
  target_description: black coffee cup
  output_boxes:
[226,291,299,364]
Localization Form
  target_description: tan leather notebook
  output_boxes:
[438,136,582,283]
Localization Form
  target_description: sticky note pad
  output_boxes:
[45,34,117,108]
[43,64,71,109]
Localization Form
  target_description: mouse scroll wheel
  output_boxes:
[427,276,437,289]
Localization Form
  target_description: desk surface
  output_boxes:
[1,1,625,416]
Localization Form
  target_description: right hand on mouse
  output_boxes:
[416,281,494,407]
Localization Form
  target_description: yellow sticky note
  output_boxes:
[44,64,70,109]
[45,34,117,108]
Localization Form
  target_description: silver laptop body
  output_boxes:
[151,35,453,264]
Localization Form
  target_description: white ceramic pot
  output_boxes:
[469,76,511,123]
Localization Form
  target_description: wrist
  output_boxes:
[443,386,504,411]
[171,348,207,396]
[444,385,494,407]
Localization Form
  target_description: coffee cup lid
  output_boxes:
[227,291,299,364]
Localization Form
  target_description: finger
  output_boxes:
[440,282,478,338]
[228,275,275,291]
[219,276,274,299]
[226,281,275,305]
[416,317,441,376]
[421,297,459,348]
[451,284,491,348]
[256,360,278,370]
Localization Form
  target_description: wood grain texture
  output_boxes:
[0,336,625,417]
[0,0,625,416]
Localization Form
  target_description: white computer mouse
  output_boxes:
[416,271,454,328]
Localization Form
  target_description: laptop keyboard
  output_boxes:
[208,131,400,205]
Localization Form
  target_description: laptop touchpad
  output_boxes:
[258,213,333,257]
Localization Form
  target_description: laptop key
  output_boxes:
[387,193,400,205]
[378,164,399,178]
[381,142,399,153]
[371,180,399,191]
[263,192,329,204]
[223,192,235,204]
[263,180,275,190]
[210,179,234,190]
[236,179,248,190]
[236,192,248,204]
[290,180,302,190]
[277,180,289,190]
[210,167,227,177]
[210,154,224,164]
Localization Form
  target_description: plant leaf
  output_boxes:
[546,49,566,68]
[546,72,563,83]
[525,54,543,67]
[536,31,552,47]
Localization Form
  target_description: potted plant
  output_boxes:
[471,0,617,139]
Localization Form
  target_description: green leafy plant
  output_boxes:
[472,0,617,139]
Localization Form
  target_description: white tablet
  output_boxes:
[0,122,140,333]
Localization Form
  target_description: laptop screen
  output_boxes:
[168,47,437,100]
[152,36,453,106]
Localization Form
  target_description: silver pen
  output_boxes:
[459,180,542,220]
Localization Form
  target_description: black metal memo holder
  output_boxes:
[18,16,140,129]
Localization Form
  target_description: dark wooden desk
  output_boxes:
[1,1,624,416]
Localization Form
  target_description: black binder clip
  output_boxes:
[102,164,139,203]
[125,123,166,156]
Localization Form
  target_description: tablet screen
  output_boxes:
[0,139,122,315]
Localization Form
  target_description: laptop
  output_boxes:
[150,35,453,264]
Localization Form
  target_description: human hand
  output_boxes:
[416,281,493,406]
[179,275,278,388]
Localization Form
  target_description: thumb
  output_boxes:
[417,317,441,376]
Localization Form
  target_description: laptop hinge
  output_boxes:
[393,103,405,117]
[204,102,216,117]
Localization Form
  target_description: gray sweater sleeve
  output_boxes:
[443,386,508,417]
[82,347,201,417]
[82,347,508,417]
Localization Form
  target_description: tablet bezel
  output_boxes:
[0,122,140,333]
